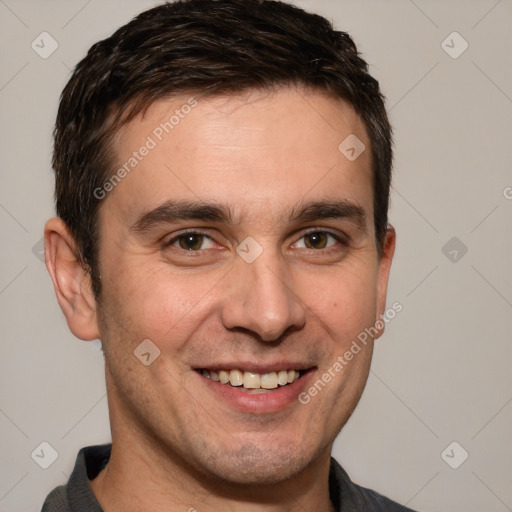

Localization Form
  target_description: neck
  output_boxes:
[90,370,335,512]
[91,424,334,512]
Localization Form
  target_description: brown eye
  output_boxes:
[294,231,342,251]
[164,231,216,252]
[177,234,206,250]
[304,232,328,249]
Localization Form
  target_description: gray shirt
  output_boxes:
[41,444,418,511]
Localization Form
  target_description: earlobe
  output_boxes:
[44,218,100,341]
[374,225,396,340]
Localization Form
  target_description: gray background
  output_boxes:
[0,1,511,511]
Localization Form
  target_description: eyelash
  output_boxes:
[163,229,348,252]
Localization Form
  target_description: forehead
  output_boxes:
[104,87,373,227]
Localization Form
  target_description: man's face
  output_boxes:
[94,87,394,484]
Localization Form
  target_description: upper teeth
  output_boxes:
[201,369,301,389]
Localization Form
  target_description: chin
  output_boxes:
[192,440,314,486]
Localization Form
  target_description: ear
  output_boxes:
[44,217,100,341]
[374,225,396,340]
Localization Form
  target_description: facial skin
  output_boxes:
[45,86,395,512]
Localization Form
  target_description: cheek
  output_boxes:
[101,263,218,348]
[303,263,379,341]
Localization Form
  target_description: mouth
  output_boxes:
[197,368,306,394]
[193,362,316,413]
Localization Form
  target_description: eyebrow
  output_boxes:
[130,199,367,234]
[130,200,231,233]
[289,200,367,230]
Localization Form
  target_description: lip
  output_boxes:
[195,367,316,414]
[193,360,313,374]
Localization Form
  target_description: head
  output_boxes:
[46,0,395,489]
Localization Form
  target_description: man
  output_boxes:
[42,0,414,510]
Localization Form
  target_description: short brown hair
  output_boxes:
[53,0,392,297]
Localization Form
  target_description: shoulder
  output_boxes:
[41,485,69,512]
[330,457,419,512]
[40,444,111,512]
[352,484,418,512]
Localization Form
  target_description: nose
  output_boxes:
[220,252,307,343]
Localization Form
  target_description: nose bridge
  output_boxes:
[220,248,306,342]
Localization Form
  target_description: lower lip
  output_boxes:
[197,370,315,414]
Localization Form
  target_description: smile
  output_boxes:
[199,369,302,392]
